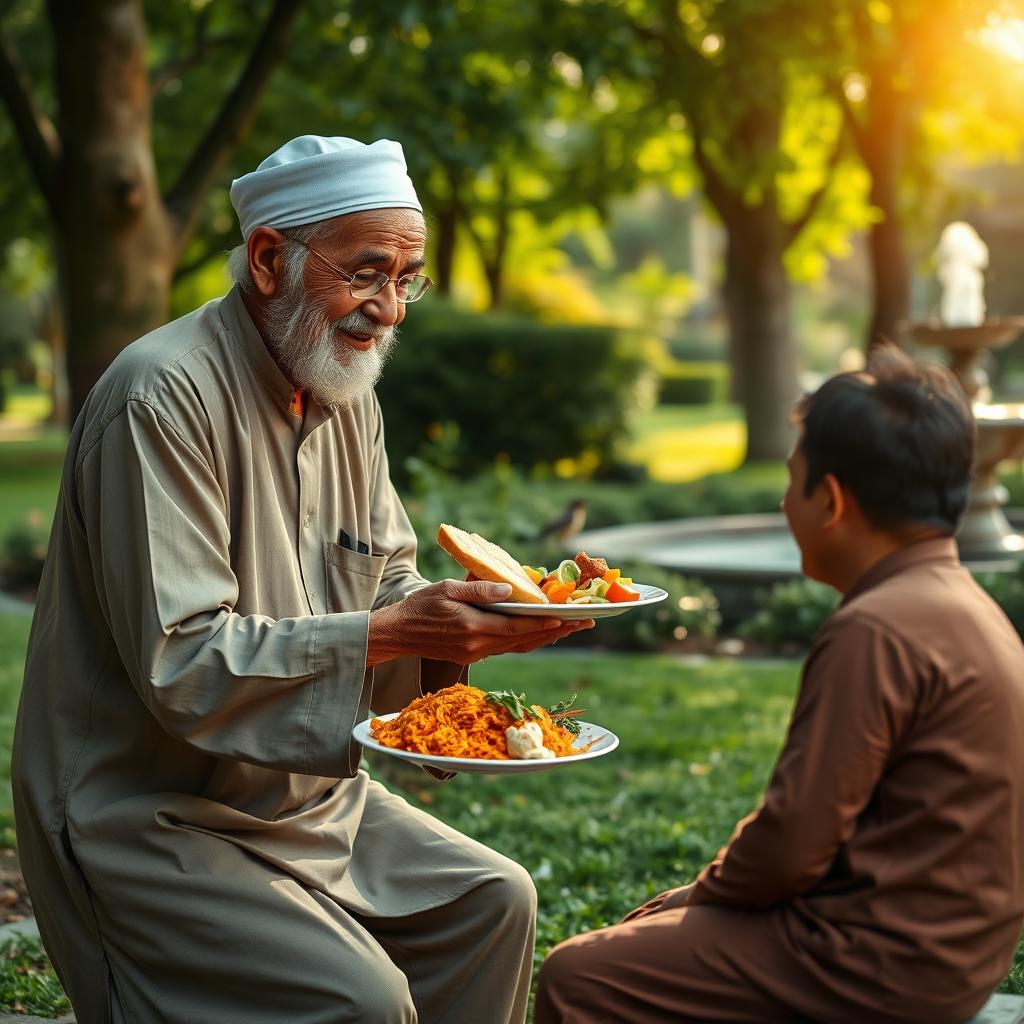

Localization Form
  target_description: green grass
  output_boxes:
[0,614,30,849]
[366,652,801,972]
[0,937,71,1018]
[3,388,52,424]
[0,432,65,539]
[628,402,745,482]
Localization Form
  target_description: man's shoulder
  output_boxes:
[77,298,229,452]
[101,298,226,401]
[818,559,1023,678]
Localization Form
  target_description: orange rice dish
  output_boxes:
[370,684,590,760]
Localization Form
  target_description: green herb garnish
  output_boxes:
[485,690,540,722]
[546,693,579,716]
[485,690,584,737]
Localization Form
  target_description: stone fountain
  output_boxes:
[906,221,1024,557]
[571,221,1024,622]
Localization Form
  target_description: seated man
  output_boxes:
[12,136,592,1024]
[536,346,1024,1024]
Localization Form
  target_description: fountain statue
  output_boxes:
[907,221,1024,558]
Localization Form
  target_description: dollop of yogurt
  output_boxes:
[506,721,556,760]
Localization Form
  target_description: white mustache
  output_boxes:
[333,311,394,343]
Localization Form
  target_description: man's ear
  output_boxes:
[821,472,845,529]
[247,227,287,298]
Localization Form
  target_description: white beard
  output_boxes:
[261,270,398,409]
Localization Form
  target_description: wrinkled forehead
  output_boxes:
[316,208,427,256]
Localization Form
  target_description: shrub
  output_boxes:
[739,578,839,651]
[401,429,566,583]
[976,569,1024,640]
[657,361,729,406]
[0,517,48,592]
[684,468,786,517]
[377,303,648,483]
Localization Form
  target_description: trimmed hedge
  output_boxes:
[657,360,730,405]
[376,304,647,482]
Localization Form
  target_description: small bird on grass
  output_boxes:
[535,499,588,543]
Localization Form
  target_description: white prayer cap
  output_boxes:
[229,135,423,240]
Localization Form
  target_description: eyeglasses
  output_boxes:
[283,236,432,303]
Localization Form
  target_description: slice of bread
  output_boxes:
[436,524,549,604]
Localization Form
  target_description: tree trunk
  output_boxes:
[483,169,510,309]
[50,0,173,420]
[483,255,504,309]
[859,70,911,350]
[723,206,800,463]
[434,203,457,296]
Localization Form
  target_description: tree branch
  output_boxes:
[642,0,744,227]
[164,0,304,256]
[151,33,247,95]
[685,110,743,228]
[830,79,870,159]
[0,23,61,222]
[785,126,847,245]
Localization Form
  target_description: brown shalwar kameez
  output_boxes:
[537,539,1024,1024]
[12,288,536,1024]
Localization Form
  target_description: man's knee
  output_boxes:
[338,969,416,1024]
[536,933,598,1009]
[485,858,537,931]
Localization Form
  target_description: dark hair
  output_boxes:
[792,344,974,534]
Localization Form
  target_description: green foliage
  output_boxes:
[0,936,71,1017]
[976,568,1024,641]
[402,438,561,584]
[657,361,730,406]
[0,517,47,592]
[740,563,1024,654]
[679,465,787,517]
[739,578,840,650]
[377,304,647,481]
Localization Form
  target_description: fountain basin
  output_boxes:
[574,512,1024,624]
[907,317,1024,352]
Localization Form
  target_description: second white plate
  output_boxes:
[355,716,619,774]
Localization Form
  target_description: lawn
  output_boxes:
[0,432,65,540]
[628,402,745,482]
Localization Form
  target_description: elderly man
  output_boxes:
[13,136,591,1024]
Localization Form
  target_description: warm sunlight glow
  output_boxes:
[976,16,1024,64]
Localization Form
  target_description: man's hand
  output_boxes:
[366,579,594,667]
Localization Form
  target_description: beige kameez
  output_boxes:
[12,288,535,1023]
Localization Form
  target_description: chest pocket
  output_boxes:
[324,541,386,613]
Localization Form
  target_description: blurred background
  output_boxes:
[3,5,1024,1014]
[0,0,1023,645]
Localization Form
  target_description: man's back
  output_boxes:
[784,539,1024,1017]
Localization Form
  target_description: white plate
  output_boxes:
[488,583,668,620]
[355,715,619,775]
